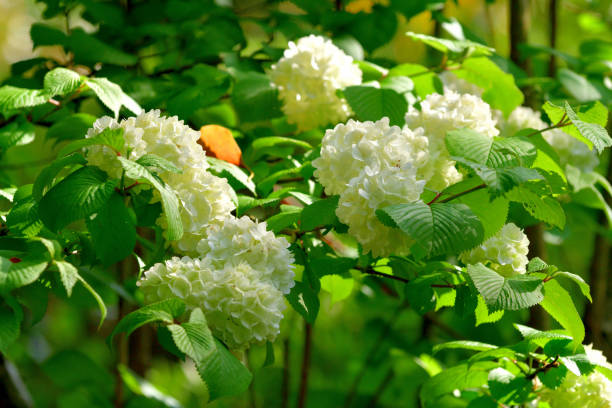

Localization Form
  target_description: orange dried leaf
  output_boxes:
[199,124,242,166]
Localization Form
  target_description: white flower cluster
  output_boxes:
[138,255,288,350]
[313,118,429,256]
[85,110,236,254]
[459,223,529,277]
[139,215,294,349]
[269,34,362,131]
[539,356,612,408]
[405,90,499,191]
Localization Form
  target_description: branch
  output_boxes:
[296,322,312,408]
[439,183,487,204]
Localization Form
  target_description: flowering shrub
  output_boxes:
[0,1,611,407]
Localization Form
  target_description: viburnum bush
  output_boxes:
[1,1,612,407]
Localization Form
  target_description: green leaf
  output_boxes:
[68,29,138,66]
[487,368,531,404]
[197,339,253,402]
[207,157,255,194]
[540,279,585,345]
[377,201,484,257]
[467,263,544,311]
[514,324,572,342]
[557,68,601,103]
[43,68,83,97]
[55,260,79,297]
[406,32,493,57]
[405,274,438,315]
[0,255,48,292]
[0,86,47,113]
[563,101,611,153]
[86,192,136,266]
[46,113,96,143]
[58,127,124,157]
[0,300,22,353]
[39,166,118,231]
[300,196,340,231]
[167,308,215,362]
[109,299,186,346]
[453,182,508,240]
[553,271,591,302]
[453,57,524,117]
[85,77,142,118]
[118,157,183,241]
[380,75,414,94]
[505,187,566,229]
[0,117,36,150]
[388,63,443,98]
[433,341,497,354]
[446,128,493,164]
[246,137,312,161]
[265,208,302,233]
[343,86,407,126]
[30,23,68,47]
[232,71,282,123]
[136,154,182,174]
[286,280,319,324]
[456,159,542,197]
[75,274,107,327]
[33,153,87,201]
[355,60,388,81]
[320,274,354,304]
[475,294,504,326]
[6,196,43,237]
[118,365,181,408]
[420,362,495,406]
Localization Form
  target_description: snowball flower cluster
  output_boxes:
[84,110,236,254]
[138,256,287,350]
[196,216,296,294]
[313,118,429,256]
[459,223,529,277]
[86,110,207,179]
[269,34,362,131]
[139,215,295,349]
[405,90,499,191]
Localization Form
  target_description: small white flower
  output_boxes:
[269,35,362,131]
[460,223,529,277]
[196,216,295,294]
[138,256,287,350]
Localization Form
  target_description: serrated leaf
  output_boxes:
[118,157,183,241]
[540,279,585,345]
[527,257,549,273]
[207,156,255,194]
[43,67,83,97]
[109,299,186,346]
[0,86,47,113]
[55,260,79,296]
[0,256,48,292]
[85,77,142,118]
[86,192,136,266]
[33,153,87,200]
[168,309,215,362]
[514,324,572,342]
[343,86,407,126]
[453,182,508,240]
[563,101,611,153]
[59,127,124,157]
[553,271,591,302]
[0,117,36,150]
[557,68,601,103]
[433,341,497,354]
[487,368,531,404]
[6,196,43,237]
[467,263,543,311]
[39,166,118,231]
[506,187,566,229]
[377,201,484,257]
[406,32,493,57]
[475,294,504,325]
[197,339,252,402]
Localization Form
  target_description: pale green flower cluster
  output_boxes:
[269,34,362,131]
[539,368,612,408]
[313,118,429,256]
[459,223,529,277]
[85,110,236,254]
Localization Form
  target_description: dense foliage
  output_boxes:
[1,1,612,407]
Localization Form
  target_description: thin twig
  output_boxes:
[281,338,290,408]
[438,183,487,203]
[296,322,312,408]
